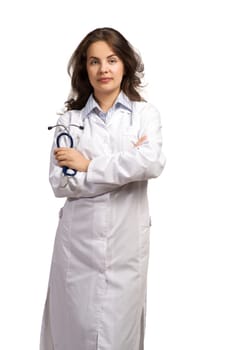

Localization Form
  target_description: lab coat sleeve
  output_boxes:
[50,163,121,198]
[49,116,121,198]
[86,104,166,186]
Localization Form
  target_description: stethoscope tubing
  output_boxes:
[56,132,74,148]
[49,124,84,177]
[56,132,77,176]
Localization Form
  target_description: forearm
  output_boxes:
[86,144,165,186]
[49,162,121,198]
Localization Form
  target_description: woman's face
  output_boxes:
[86,40,125,98]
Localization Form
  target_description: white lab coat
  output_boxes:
[40,99,166,350]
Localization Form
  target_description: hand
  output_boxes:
[54,147,91,172]
[133,135,148,147]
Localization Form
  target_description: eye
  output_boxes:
[108,57,118,64]
[90,58,99,65]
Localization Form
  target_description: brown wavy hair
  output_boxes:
[65,27,145,110]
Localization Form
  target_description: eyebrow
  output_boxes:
[87,54,118,60]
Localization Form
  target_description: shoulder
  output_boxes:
[133,100,159,113]
[132,101,161,121]
[56,109,82,125]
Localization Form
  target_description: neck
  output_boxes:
[94,90,120,112]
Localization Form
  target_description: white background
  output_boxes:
[0,0,233,349]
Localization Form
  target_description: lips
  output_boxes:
[98,77,112,83]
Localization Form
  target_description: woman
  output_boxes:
[40,27,166,350]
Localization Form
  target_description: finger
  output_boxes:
[54,147,69,155]
[133,135,148,147]
[139,135,147,142]
[54,148,63,155]
[56,155,67,161]
[57,160,69,166]
[55,148,70,156]
[54,150,68,160]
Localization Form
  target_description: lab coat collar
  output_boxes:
[82,91,133,118]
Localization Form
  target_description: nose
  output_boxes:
[99,61,109,74]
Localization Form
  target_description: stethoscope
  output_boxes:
[48,123,84,176]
